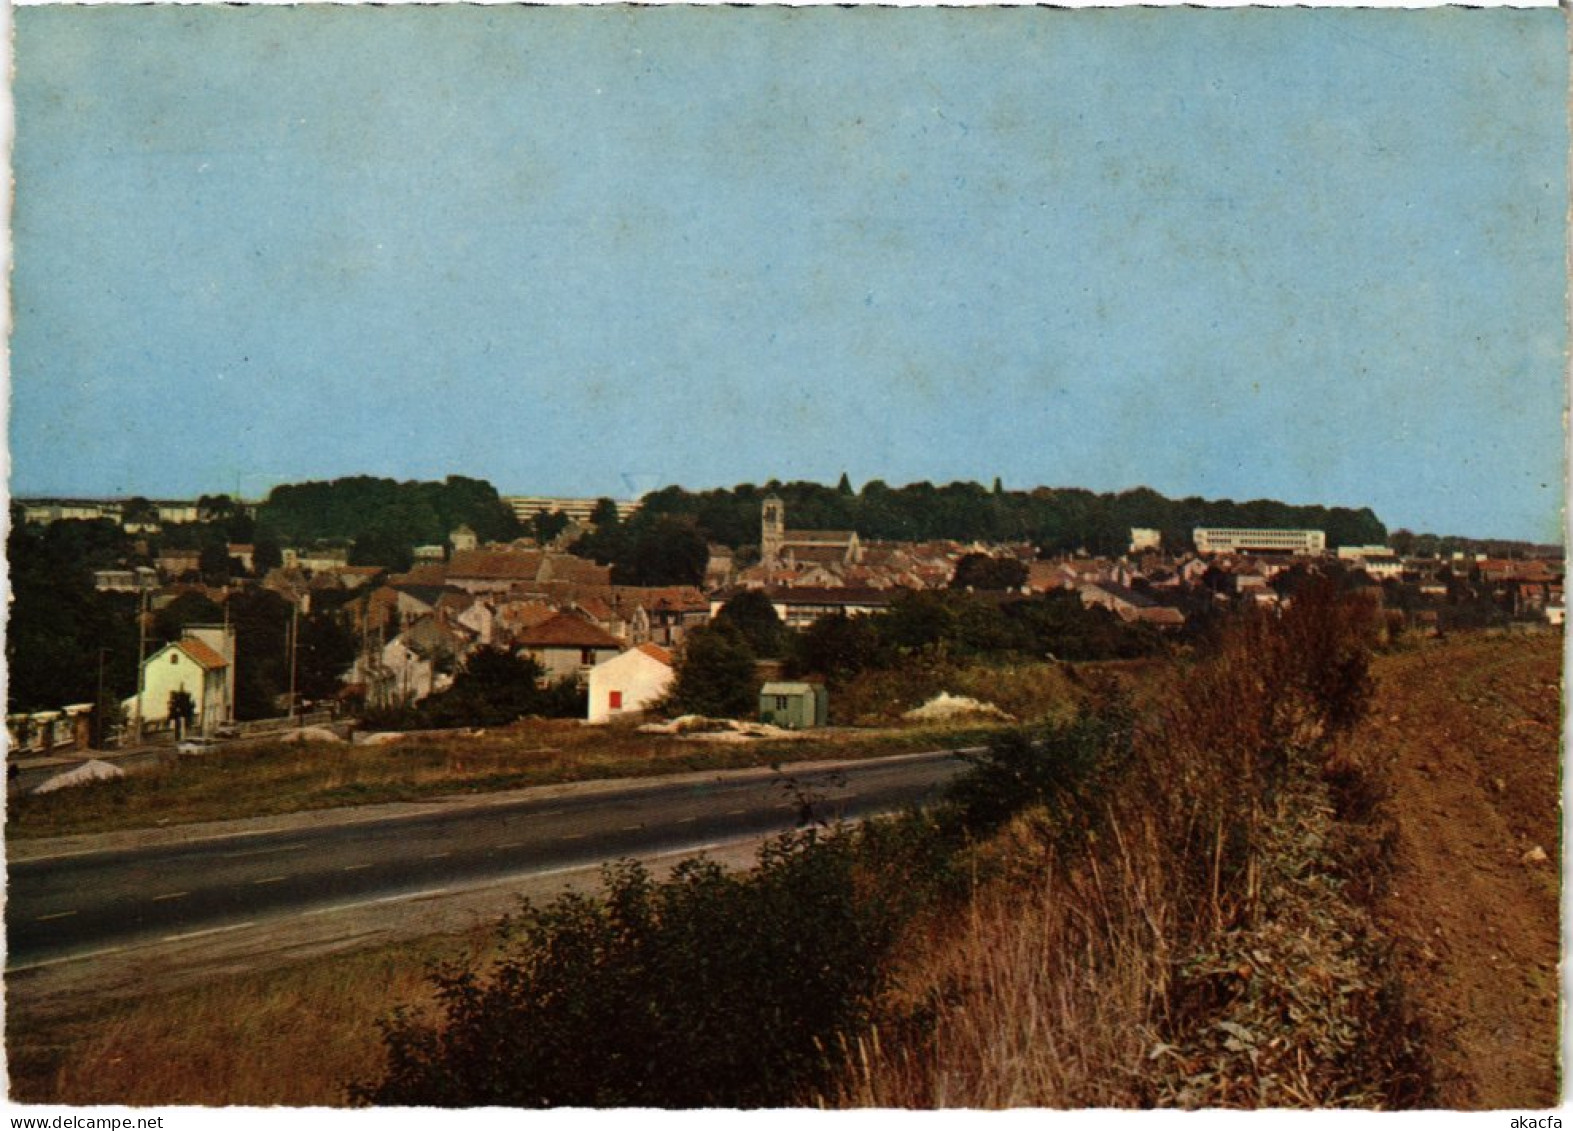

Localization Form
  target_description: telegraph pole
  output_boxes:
[133,587,148,744]
[288,598,300,727]
[94,647,108,749]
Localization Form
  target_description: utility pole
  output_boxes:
[288,598,300,728]
[133,587,148,744]
[222,595,235,724]
[94,647,108,749]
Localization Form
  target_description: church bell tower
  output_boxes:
[761,495,785,570]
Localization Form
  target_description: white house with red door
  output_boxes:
[586,643,674,724]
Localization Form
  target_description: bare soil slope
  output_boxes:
[1358,632,1562,1108]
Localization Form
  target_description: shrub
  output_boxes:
[353,829,902,1107]
[944,705,1135,839]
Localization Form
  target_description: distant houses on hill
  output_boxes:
[12,485,1565,742]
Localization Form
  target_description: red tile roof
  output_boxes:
[517,611,625,650]
[447,549,544,581]
[175,638,229,670]
[636,642,674,666]
[389,564,450,587]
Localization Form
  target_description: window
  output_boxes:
[609,690,623,710]
[580,648,595,666]
[171,654,180,665]
[775,695,790,710]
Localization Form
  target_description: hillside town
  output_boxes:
[8,486,1564,760]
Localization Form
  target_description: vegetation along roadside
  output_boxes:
[9,604,1557,1108]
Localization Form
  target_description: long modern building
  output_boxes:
[1193,527,1327,555]
[504,496,641,526]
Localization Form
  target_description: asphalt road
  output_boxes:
[7,750,971,968]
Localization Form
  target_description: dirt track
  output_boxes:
[1356,631,1562,1109]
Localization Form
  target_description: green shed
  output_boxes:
[759,681,828,729]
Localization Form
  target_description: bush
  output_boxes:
[353,829,902,1107]
[944,705,1134,839]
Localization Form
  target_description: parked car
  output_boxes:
[176,736,223,756]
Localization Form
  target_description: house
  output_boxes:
[1129,528,1162,554]
[1078,583,1186,628]
[282,547,350,573]
[759,682,828,729]
[375,634,449,706]
[704,545,736,591]
[94,567,158,593]
[156,549,203,580]
[336,565,385,591]
[587,643,675,724]
[516,612,625,684]
[446,549,545,593]
[614,586,711,647]
[454,595,498,645]
[711,585,894,630]
[136,624,235,736]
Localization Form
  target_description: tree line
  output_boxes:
[667,587,1169,721]
[626,478,1388,557]
[255,476,522,571]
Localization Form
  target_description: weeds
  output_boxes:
[829,578,1423,1109]
[353,830,907,1107]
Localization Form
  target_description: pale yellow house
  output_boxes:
[136,625,235,735]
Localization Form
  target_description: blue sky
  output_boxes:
[9,5,1567,540]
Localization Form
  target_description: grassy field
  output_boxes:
[9,657,1158,840]
[8,927,499,1106]
[7,719,1008,840]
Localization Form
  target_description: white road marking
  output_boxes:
[8,944,126,972]
[36,910,77,921]
[251,875,288,885]
[560,832,587,840]
[621,824,642,831]
[342,863,374,871]
[374,888,449,904]
[425,852,452,859]
[220,842,308,859]
[162,921,256,943]
[152,891,189,902]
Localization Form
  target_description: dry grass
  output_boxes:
[8,925,501,1106]
[835,808,1179,1107]
[831,587,1426,1109]
[833,655,1163,727]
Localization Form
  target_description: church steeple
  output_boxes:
[761,495,785,570]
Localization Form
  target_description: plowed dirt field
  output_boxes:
[1357,631,1562,1108]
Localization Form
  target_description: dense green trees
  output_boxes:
[296,614,358,703]
[667,623,759,718]
[784,590,1164,688]
[6,516,140,713]
[712,589,787,658]
[377,647,587,728]
[604,479,1387,556]
[256,475,520,550]
[571,509,709,587]
[949,552,1029,591]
